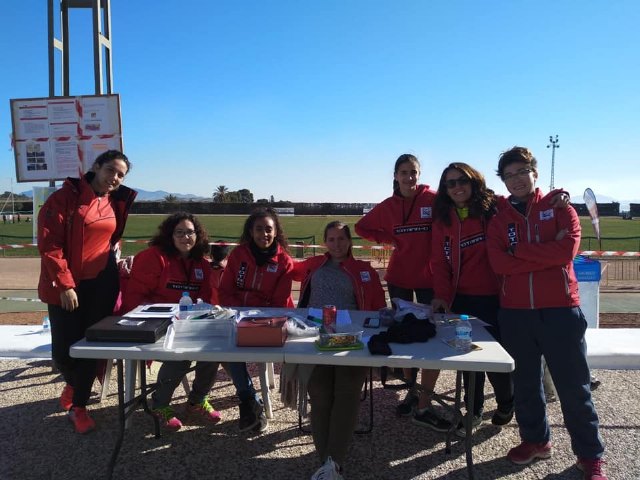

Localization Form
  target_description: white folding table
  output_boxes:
[71,308,514,480]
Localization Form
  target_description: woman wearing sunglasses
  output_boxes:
[123,212,221,431]
[428,163,515,436]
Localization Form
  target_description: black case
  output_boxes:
[86,316,172,343]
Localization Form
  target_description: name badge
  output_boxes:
[266,264,278,273]
[420,207,432,219]
[194,268,204,280]
[360,271,371,282]
[539,209,554,221]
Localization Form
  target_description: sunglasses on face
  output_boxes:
[502,168,533,182]
[444,177,471,189]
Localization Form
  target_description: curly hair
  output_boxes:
[239,207,289,250]
[433,163,497,226]
[149,212,210,259]
[496,146,537,179]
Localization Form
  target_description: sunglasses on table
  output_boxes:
[444,177,471,189]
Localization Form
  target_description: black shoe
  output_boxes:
[253,407,268,433]
[411,408,452,432]
[238,398,261,432]
[396,387,419,417]
[491,407,514,426]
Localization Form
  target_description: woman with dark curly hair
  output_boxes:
[123,212,221,431]
[219,207,294,433]
[427,162,514,436]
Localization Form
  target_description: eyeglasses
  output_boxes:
[173,229,196,238]
[444,177,471,189]
[503,168,533,182]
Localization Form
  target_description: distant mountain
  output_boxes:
[18,188,210,202]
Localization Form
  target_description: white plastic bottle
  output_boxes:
[178,292,193,320]
[41,315,50,335]
[455,314,472,353]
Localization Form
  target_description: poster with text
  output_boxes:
[10,94,123,182]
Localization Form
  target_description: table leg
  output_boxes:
[465,371,476,480]
[124,359,138,429]
[107,360,126,480]
[258,363,273,419]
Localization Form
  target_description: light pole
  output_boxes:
[547,135,560,190]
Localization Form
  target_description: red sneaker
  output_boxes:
[577,458,608,480]
[59,384,74,411]
[68,407,96,434]
[187,398,222,425]
[507,441,552,465]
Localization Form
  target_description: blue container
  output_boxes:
[573,256,601,282]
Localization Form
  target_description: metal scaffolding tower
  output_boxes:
[547,135,560,191]
[48,0,114,97]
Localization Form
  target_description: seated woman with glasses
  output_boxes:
[122,212,221,431]
[292,221,386,480]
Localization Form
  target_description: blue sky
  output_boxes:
[1,1,639,204]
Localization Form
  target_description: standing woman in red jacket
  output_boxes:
[38,150,136,434]
[428,163,514,436]
[122,212,221,431]
[292,221,386,479]
[355,153,439,417]
[219,207,294,433]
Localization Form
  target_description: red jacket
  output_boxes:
[292,253,387,311]
[486,188,581,309]
[122,246,215,312]
[37,174,137,306]
[431,211,499,307]
[355,184,436,289]
[219,243,294,308]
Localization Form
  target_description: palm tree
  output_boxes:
[213,185,229,203]
[164,194,178,203]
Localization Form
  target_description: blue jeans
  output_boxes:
[499,306,604,459]
[222,362,258,403]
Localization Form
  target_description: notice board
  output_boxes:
[10,94,123,182]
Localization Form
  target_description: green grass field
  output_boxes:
[2,214,640,257]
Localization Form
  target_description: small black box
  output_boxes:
[86,316,172,343]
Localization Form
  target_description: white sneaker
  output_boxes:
[311,457,344,480]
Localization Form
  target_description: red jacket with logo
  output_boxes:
[37,174,137,306]
[292,253,387,311]
[122,246,215,312]
[486,188,581,309]
[431,211,500,307]
[219,243,294,308]
[355,184,436,289]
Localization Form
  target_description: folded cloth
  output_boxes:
[279,362,316,416]
[391,298,432,320]
[367,334,392,355]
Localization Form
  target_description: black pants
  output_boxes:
[49,254,119,408]
[387,284,434,306]
[452,294,514,415]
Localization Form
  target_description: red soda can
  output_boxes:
[322,305,337,332]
